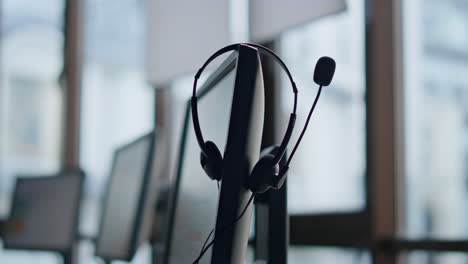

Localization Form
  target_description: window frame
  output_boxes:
[279,0,468,263]
[261,0,402,263]
[261,0,375,253]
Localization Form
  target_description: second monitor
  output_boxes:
[95,131,157,261]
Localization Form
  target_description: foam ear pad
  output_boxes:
[200,141,223,181]
[247,154,279,193]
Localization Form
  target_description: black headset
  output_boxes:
[191,43,298,194]
[191,43,336,264]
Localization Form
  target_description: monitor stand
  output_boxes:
[255,181,288,264]
[61,243,78,264]
[254,146,289,264]
[98,258,113,264]
[0,219,5,238]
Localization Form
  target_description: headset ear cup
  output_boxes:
[200,141,223,181]
[248,154,279,194]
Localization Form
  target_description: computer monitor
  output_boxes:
[95,131,157,261]
[164,44,264,264]
[3,169,84,252]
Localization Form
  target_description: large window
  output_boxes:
[278,0,366,262]
[0,0,65,262]
[0,0,64,218]
[79,0,154,245]
[4,0,468,263]
[404,0,468,263]
[289,247,370,264]
[280,0,366,214]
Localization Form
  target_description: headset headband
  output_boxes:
[191,43,298,165]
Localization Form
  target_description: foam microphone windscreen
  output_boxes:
[313,56,336,86]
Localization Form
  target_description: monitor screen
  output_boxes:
[95,132,156,261]
[165,53,237,264]
[3,170,84,251]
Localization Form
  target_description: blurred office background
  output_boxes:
[0,0,467,263]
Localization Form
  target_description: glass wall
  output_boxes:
[0,0,65,220]
[289,247,370,264]
[0,0,65,261]
[79,0,154,260]
[404,0,468,263]
[280,0,366,215]
[278,0,366,262]
[407,251,468,264]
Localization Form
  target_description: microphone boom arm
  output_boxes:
[284,85,323,169]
